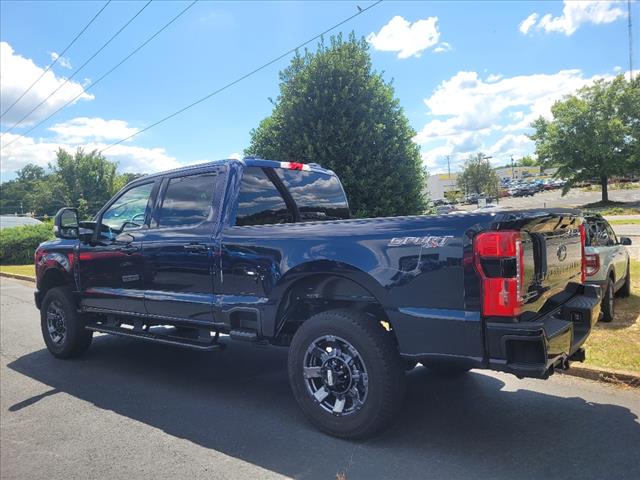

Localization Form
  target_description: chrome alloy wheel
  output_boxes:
[303,335,369,416]
[46,300,66,345]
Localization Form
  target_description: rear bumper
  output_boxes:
[485,284,602,379]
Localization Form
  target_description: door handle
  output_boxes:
[118,244,139,254]
[184,243,208,253]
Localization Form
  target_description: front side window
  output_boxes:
[157,172,219,228]
[101,182,153,234]
[235,167,293,226]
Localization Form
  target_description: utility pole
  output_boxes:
[446,155,451,179]
[511,156,515,179]
[629,0,634,81]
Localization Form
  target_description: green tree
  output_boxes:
[518,155,538,167]
[48,148,118,218]
[246,33,425,218]
[530,75,639,202]
[457,153,500,197]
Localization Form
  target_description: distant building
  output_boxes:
[427,173,460,200]
[0,216,43,229]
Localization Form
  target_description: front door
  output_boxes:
[142,168,224,323]
[79,180,157,314]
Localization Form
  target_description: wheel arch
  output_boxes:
[37,267,72,309]
[268,261,394,343]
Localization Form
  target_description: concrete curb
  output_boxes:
[1,272,638,388]
[0,272,35,283]
[559,365,640,388]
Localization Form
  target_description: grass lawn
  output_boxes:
[580,201,640,216]
[608,219,640,225]
[584,260,640,373]
[0,264,35,277]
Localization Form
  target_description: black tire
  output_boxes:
[41,286,92,358]
[617,264,631,298]
[600,278,615,323]
[288,309,406,439]
[425,363,471,377]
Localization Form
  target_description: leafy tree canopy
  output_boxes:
[530,74,639,202]
[0,148,141,219]
[246,33,425,218]
[457,153,500,197]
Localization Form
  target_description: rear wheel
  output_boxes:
[601,278,615,323]
[41,286,93,358]
[288,309,406,439]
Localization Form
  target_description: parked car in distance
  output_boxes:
[584,214,632,322]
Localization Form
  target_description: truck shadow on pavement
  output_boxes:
[7,335,640,480]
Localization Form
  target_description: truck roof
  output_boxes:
[127,157,335,186]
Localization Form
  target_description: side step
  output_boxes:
[229,329,259,342]
[86,324,223,351]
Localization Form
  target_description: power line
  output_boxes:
[100,0,383,154]
[1,0,198,150]
[0,1,112,119]
[2,0,153,136]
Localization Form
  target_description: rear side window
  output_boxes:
[235,167,293,226]
[157,172,219,227]
[276,169,350,221]
[586,219,615,247]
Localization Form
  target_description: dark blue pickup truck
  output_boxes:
[34,158,601,438]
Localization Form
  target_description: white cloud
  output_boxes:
[227,152,242,160]
[433,42,452,53]
[50,51,72,69]
[367,16,441,59]
[416,68,615,172]
[486,134,533,158]
[49,117,139,143]
[0,118,182,177]
[519,13,539,34]
[486,73,503,83]
[519,1,626,36]
[0,42,93,126]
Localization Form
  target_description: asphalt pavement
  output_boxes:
[1,278,639,480]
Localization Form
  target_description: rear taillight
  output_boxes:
[579,223,587,283]
[474,231,524,317]
[585,253,600,277]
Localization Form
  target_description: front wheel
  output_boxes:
[41,286,93,358]
[600,279,615,323]
[288,309,406,439]
[617,265,631,298]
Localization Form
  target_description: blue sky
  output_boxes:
[0,0,637,180]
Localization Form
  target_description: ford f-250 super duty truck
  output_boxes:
[35,158,601,438]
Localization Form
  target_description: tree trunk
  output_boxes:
[600,175,609,203]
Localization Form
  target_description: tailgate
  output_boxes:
[495,211,584,318]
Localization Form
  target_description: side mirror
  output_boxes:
[53,208,79,240]
[620,236,632,246]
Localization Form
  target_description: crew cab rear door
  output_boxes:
[142,166,225,323]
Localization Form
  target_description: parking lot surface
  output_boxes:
[1,278,639,480]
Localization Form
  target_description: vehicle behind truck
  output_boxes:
[34,158,601,438]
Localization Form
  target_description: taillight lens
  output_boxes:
[585,253,600,277]
[474,230,524,317]
[579,223,587,283]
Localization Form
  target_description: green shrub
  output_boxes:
[0,222,54,265]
